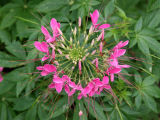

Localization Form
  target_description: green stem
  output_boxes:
[115,104,124,120]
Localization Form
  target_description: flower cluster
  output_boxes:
[0,67,3,82]
[34,10,130,99]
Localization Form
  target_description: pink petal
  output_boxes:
[50,18,58,32]
[103,85,111,89]
[0,67,3,72]
[55,83,63,93]
[43,64,56,72]
[68,89,76,96]
[90,9,99,26]
[53,75,63,83]
[41,55,49,61]
[113,49,126,57]
[118,65,130,68]
[64,84,70,94]
[110,74,114,82]
[99,24,110,29]
[109,68,121,74]
[41,26,50,40]
[109,58,118,67]
[48,83,55,88]
[77,93,83,100]
[36,66,43,70]
[69,81,76,88]
[34,41,49,53]
[62,75,71,82]
[102,76,109,84]
[41,71,49,76]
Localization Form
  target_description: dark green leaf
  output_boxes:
[36,0,68,13]
[104,0,115,18]
[13,97,34,111]
[134,17,143,32]
[6,41,26,59]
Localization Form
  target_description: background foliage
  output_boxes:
[0,0,160,119]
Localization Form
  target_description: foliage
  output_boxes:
[0,0,160,119]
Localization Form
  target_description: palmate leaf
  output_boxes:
[134,75,159,112]
[0,30,11,45]
[25,104,37,120]
[0,52,23,68]
[35,0,69,13]
[13,97,34,111]
[83,99,107,120]
[6,41,26,60]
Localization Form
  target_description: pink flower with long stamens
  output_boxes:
[35,10,130,100]
[0,67,3,82]
[41,18,61,43]
[90,9,100,28]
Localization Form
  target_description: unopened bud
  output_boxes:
[78,17,81,27]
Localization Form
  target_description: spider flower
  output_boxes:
[34,10,130,99]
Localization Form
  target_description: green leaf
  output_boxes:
[38,104,49,120]
[25,104,37,120]
[134,17,143,32]
[0,11,16,29]
[26,49,38,73]
[0,80,15,95]
[70,3,81,11]
[4,68,29,82]
[143,76,155,86]
[140,36,160,55]
[36,0,68,13]
[104,0,115,18]
[134,72,142,85]
[143,86,160,98]
[0,30,11,45]
[16,79,28,97]
[143,93,157,112]
[135,94,142,109]
[149,0,160,11]
[116,6,127,19]
[137,37,150,55]
[6,41,26,60]
[13,97,34,111]
[13,113,24,120]
[1,103,7,120]
[89,0,100,6]
[84,99,107,120]
[0,52,23,67]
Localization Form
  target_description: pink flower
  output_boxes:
[37,64,56,76]
[90,9,100,28]
[34,41,50,61]
[0,67,3,82]
[112,40,129,51]
[41,18,61,43]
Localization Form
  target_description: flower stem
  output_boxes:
[115,104,124,120]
